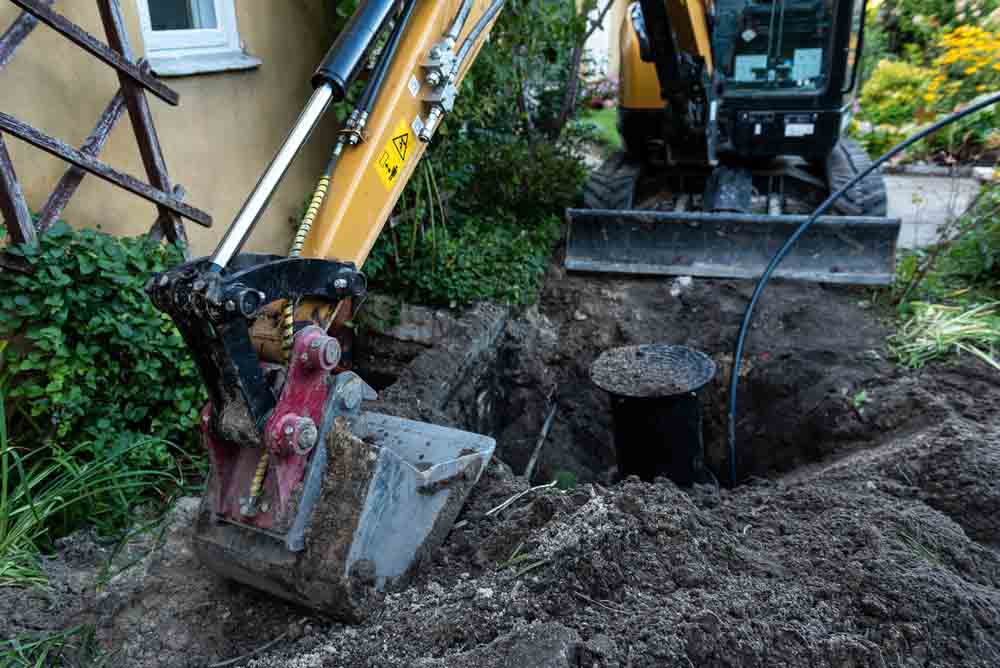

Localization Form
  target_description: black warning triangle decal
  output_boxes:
[392,132,409,161]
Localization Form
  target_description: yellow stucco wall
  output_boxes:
[0,0,339,256]
[608,0,628,78]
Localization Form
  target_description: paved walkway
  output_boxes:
[885,175,982,249]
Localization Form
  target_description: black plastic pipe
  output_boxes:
[726,90,1000,486]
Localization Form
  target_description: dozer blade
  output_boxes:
[193,399,495,621]
[565,208,901,285]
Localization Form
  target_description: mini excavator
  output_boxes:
[567,0,900,283]
[148,0,894,620]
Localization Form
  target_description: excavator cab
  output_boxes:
[566,0,900,284]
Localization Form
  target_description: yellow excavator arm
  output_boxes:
[144,1,507,620]
[294,0,499,337]
[221,0,503,358]
[301,0,496,268]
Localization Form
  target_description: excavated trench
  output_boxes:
[357,264,932,488]
[5,261,999,668]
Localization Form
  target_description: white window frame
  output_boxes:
[136,0,261,77]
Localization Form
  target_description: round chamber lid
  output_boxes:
[590,344,717,399]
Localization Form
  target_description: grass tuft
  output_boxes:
[888,302,1000,371]
[0,626,116,667]
[0,387,177,588]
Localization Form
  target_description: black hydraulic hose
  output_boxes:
[358,0,419,114]
[456,0,504,67]
[725,91,1000,486]
[446,0,476,42]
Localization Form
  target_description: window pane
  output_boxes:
[149,0,218,31]
[721,0,837,94]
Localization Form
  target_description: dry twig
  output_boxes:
[523,403,557,483]
[486,480,558,517]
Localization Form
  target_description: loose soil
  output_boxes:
[3,260,999,667]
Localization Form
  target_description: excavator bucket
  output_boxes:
[193,404,495,622]
[565,208,901,285]
[150,252,497,623]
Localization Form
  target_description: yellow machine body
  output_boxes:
[301,1,493,268]
[665,0,713,73]
[619,0,713,111]
[618,7,664,111]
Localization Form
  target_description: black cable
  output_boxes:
[726,90,1000,486]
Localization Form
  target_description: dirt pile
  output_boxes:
[4,269,1000,667]
[245,376,1000,666]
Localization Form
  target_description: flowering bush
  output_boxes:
[925,25,1000,110]
[582,76,618,109]
[854,25,1000,160]
[859,60,934,125]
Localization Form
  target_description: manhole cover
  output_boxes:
[590,344,717,398]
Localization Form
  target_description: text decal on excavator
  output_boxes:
[375,119,412,191]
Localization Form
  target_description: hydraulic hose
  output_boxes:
[726,91,1000,487]
[281,0,417,362]
[358,0,419,115]
[456,0,504,68]
[446,0,476,42]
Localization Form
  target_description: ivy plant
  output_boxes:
[0,222,206,472]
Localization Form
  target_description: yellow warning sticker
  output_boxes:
[374,119,413,191]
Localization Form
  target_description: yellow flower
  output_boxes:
[923,93,938,103]
[965,65,979,74]
[977,84,988,91]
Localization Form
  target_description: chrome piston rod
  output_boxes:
[210,83,335,270]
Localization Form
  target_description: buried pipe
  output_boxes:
[726,90,1000,487]
[591,344,717,486]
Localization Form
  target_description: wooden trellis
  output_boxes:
[0,0,212,272]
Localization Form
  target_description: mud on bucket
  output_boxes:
[591,344,717,486]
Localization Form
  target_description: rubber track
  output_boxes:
[583,152,640,210]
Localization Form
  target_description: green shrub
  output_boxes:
[894,183,1000,307]
[936,184,1000,288]
[850,120,907,159]
[366,213,560,307]
[0,223,205,473]
[449,0,588,135]
[362,122,588,308]
[877,0,999,60]
[858,60,934,125]
[438,131,589,223]
[0,386,175,586]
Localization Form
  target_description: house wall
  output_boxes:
[585,0,629,79]
[0,0,338,256]
[608,0,628,77]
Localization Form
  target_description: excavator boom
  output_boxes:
[147,0,503,620]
